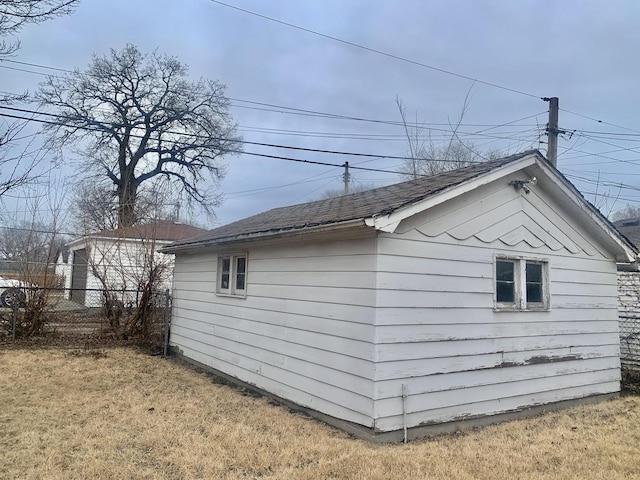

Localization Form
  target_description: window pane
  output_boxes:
[496,260,515,303]
[236,257,246,274]
[526,263,542,283]
[497,282,515,303]
[221,258,230,273]
[496,260,514,281]
[526,262,543,303]
[526,283,542,303]
[220,257,231,290]
[236,257,246,291]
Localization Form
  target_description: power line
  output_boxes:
[0,59,547,134]
[208,0,542,100]
[560,108,640,135]
[0,58,71,73]
[7,55,638,198]
[7,91,638,203]
[230,149,406,175]
[574,132,640,155]
[0,104,544,165]
[563,167,640,177]
[0,58,550,150]
[4,54,639,152]
[581,130,640,137]
[0,105,494,165]
[238,123,540,138]
[564,173,640,193]
[0,224,80,238]
[0,106,411,175]
[0,64,50,76]
[225,176,334,199]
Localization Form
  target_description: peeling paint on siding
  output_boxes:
[497,354,582,369]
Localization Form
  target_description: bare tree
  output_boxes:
[36,44,242,227]
[71,183,119,233]
[0,0,79,58]
[611,204,640,223]
[71,179,176,234]
[0,221,62,272]
[0,110,45,195]
[0,1,79,198]
[395,95,503,179]
[0,175,68,337]
[80,224,174,339]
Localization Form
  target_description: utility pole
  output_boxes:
[343,161,350,195]
[546,97,559,167]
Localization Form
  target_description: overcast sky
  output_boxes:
[3,0,640,230]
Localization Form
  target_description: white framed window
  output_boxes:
[217,253,247,297]
[495,256,548,311]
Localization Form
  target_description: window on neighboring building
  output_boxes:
[217,254,247,297]
[495,257,548,310]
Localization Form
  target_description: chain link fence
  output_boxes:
[620,314,640,371]
[0,285,171,352]
[618,271,640,372]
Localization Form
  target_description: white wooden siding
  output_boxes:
[170,169,623,435]
[373,176,621,432]
[170,236,378,427]
[67,237,175,307]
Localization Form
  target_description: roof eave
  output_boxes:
[66,235,175,249]
[161,218,368,253]
[533,159,638,263]
[365,153,540,233]
[365,151,637,263]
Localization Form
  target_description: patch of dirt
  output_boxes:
[622,368,640,395]
[0,330,163,355]
[67,349,109,359]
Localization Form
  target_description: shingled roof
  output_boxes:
[165,150,543,251]
[614,218,640,248]
[93,220,207,242]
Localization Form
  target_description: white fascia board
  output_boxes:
[534,160,638,263]
[67,235,173,250]
[65,236,90,250]
[365,155,538,233]
[162,219,367,253]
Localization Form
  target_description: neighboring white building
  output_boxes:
[58,221,207,307]
[163,151,637,441]
[612,218,640,371]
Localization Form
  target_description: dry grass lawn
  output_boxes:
[1,347,639,480]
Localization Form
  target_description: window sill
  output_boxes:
[215,292,247,299]
[494,306,550,312]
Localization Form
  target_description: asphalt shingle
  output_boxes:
[170,150,540,249]
[96,220,207,242]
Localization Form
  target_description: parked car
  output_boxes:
[0,276,27,308]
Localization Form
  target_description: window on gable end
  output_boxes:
[496,259,516,304]
[495,257,548,311]
[525,261,544,304]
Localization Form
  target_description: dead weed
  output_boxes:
[1,347,638,480]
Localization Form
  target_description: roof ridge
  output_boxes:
[165,150,543,250]
[236,149,541,219]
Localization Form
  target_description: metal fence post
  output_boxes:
[11,299,18,340]
[163,289,171,357]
